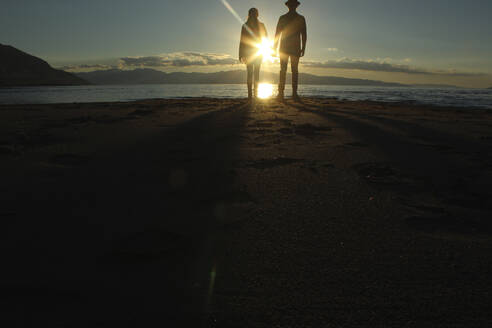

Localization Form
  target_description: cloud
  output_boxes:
[59,64,116,71]
[302,58,487,77]
[303,58,429,74]
[120,52,239,68]
[60,54,488,79]
[325,48,339,52]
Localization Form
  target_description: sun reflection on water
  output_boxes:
[257,83,273,99]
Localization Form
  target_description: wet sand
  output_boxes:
[1,98,492,327]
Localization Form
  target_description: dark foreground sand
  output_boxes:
[1,98,492,327]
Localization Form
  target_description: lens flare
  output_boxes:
[220,0,244,26]
[220,0,254,36]
[256,38,275,63]
[219,1,276,64]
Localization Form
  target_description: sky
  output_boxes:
[2,0,492,87]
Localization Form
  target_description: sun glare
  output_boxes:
[256,38,275,63]
[257,83,274,99]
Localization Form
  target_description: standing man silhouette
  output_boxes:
[274,0,307,101]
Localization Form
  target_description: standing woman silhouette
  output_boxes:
[239,8,267,100]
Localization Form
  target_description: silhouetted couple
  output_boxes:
[239,0,307,101]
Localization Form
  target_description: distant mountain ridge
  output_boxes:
[0,44,88,87]
[76,68,407,87]
[0,44,463,88]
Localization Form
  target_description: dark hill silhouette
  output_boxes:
[76,68,406,87]
[0,44,88,87]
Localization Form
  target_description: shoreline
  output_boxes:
[1,85,491,109]
[1,96,492,110]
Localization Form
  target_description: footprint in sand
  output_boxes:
[16,130,71,148]
[345,142,370,148]
[417,143,454,152]
[301,160,335,174]
[405,215,492,237]
[250,122,274,128]
[49,153,90,167]
[128,109,155,117]
[68,116,93,124]
[294,123,332,138]
[240,157,303,170]
[352,162,422,190]
[353,162,396,180]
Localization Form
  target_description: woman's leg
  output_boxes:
[254,61,261,98]
[246,63,253,99]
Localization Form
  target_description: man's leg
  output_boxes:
[278,53,288,99]
[246,63,253,99]
[291,56,300,99]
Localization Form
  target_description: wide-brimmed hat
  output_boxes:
[285,0,300,6]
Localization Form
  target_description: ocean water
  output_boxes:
[1,84,491,109]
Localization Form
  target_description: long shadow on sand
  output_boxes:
[287,101,463,187]
[0,101,251,326]
[286,100,492,233]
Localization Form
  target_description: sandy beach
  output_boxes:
[1,98,492,327]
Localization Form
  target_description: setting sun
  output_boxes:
[256,38,275,63]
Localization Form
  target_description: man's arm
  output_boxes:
[274,18,283,55]
[300,16,307,57]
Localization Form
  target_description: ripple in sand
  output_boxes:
[49,153,90,167]
[345,142,370,148]
[294,123,332,138]
[353,162,398,183]
[128,109,155,117]
[239,157,303,170]
[406,215,492,237]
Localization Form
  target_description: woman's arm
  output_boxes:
[261,23,267,39]
[239,26,246,62]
